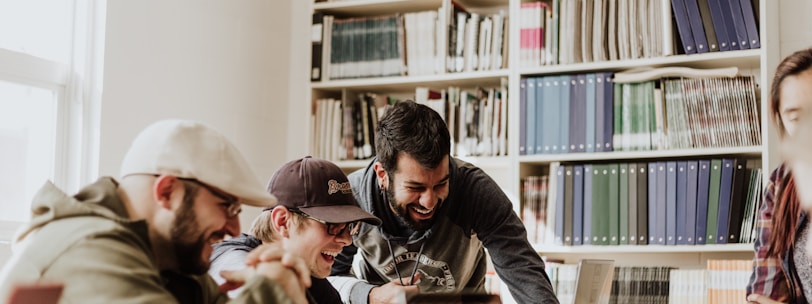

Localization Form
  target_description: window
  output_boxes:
[0,1,105,239]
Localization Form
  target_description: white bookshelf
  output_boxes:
[305,0,780,270]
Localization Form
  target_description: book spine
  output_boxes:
[573,165,584,245]
[696,160,711,244]
[583,165,593,245]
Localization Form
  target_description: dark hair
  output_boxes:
[374,100,451,173]
[766,47,812,257]
[768,174,800,257]
[770,47,812,138]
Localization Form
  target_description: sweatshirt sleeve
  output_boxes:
[456,165,560,304]
[327,275,376,304]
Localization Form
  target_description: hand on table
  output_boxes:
[369,273,422,304]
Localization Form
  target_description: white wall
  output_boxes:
[100,0,293,229]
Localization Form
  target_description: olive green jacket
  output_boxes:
[0,177,293,304]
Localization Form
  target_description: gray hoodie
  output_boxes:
[328,158,559,304]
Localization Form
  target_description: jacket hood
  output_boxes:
[15,177,133,243]
[210,233,262,261]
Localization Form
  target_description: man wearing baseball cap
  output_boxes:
[210,156,381,303]
[0,119,309,304]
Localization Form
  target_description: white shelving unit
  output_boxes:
[307,0,780,268]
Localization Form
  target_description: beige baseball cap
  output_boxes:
[120,119,277,207]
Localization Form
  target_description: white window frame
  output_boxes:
[0,0,106,242]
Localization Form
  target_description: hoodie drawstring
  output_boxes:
[387,239,425,286]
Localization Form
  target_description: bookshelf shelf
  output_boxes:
[314,0,507,16]
[311,69,509,93]
[518,146,764,164]
[533,243,753,254]
[334,159,372,170]
[520,49,762,76]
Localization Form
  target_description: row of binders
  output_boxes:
[310,0,507,81]
[519,73,760,155]
[521,159,764,246]
[671,0,760,54]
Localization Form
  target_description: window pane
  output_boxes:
[0,0,74,64]
[0,80,57,222]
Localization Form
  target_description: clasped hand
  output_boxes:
[218,243,311,304]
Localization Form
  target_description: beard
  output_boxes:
[170,189,210,275]
[386,178,437,231]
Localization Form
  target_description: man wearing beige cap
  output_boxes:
[210,156,381,303]
[0,119,309,303]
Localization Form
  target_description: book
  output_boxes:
[725,0,750,49]
[559,75,572,153]
[718,0,743,49]
[570,74,587,153]
[583,165,594,245]
[683,0,710,53]
[671,0,698,54]
[738,0,760,49]
[619,163,629,245]
[311,12,325,81]
[522,176,538,243]
[537,76,560,154]
[656,162,667,245]
[706,159,723,244]
[545,76,562,154]
[608,163,620,245]
[594,74,605,153]
[666,161,678,245]
[585,74,597,153]
[555,164,566,245]
[565,165,575,245]
[574,165,585,245]
[602,73,614,152]
[519,78,528,155]
[696,0,720,52]
[648,162,658,244]
[696,160,711,244]
[628,162,638,245]
[526,78,537,155]
[637,162,649,244]
[715,158,736,244]
[594,164,610,245]
[727,162,749,243]
[706,0,733,51]
[676,161,688,245]
[685,161,699,245]
[535,77,546,154]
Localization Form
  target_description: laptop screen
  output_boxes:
[573,259,615,304]
[408,292,502,304]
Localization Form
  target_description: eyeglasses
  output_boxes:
[181,178,242,218]
[289,209,361,236]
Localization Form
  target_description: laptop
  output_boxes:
[408,292,502,304]
[572,259,615,304]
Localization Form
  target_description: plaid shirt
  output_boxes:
[747,163,807,303]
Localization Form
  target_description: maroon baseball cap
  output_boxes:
[267,156,381,225]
